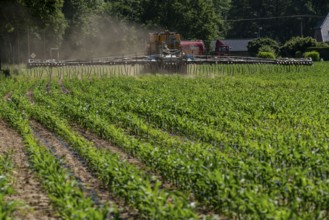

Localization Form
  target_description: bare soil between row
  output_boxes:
[30,121,139,219]
[0,120,58,220]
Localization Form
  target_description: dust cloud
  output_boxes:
[59,16,160,60]
[1,1,164,63]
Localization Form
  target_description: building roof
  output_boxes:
[220,39,254,52]
[210,38,255,52]
[317,13,329,29]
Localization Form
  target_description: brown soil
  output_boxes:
[73,125,217,218]
[60,84,70,94]
[26,90,36,104]
[45,82,51,93]
[57,80,70,94]
[30,121,138,219]
[73,125,171,188]
[0,120,58,220]
[76,126,147,170]
[3,91,12,101]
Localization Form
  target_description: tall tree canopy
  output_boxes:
[226,0,329,42]
[105,0,221,41]
[0,0,66,63]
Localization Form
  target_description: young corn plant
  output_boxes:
[0,152,16,220]
[1,99,115,220]
[11,93,198,220]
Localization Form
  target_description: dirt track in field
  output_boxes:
[30,121,138,219]
[0,120,58,220]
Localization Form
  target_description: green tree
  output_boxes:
[0,0,28,63]
[226,0,328,42]
[225,0,255,38]
[61,0,105,58]
[212,0,232,36]
[103,0,144,23]
[103,0,221,49]
[280,36,318,57]
[0,0,67,63]
[141,0,220,42]
[25,0,67,41]
[312,0,329,15]
[247,37,279,56]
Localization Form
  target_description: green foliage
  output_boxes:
[295,51,303,58]
[0,153,16,219]
[121,0,221,42]
[104,0,144,23]
[2,63,329,218]
[226,0,329,41]
[3,64,325,219]
[259,45,276,53]
[0,0,67,63]
[306,47,329,61]
[62,0,104,47]
[247,38,279,56]
[316,42,329,47]
[1,68,11,77]
[280,36,318,57]
[1,0,329,63]
[19,80,198,219]
[0,87,115,219]
[257,51,276,59]
[172,0,220,41]
[304,51,320,61]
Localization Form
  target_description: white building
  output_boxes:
[315,13,329,43]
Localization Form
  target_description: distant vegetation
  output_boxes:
[247,36,329,60]
[0,0,328,63]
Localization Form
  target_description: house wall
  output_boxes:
[320,14,329,42]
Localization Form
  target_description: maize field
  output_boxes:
[0,62,328,219]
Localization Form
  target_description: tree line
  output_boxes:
[0,0,328,63]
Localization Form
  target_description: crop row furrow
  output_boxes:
[61,79,329,174]
[12,93,198,220]
[0,99,113,219]
[30,82,325,219]
[58,78,329,218]
[30,121,119,210]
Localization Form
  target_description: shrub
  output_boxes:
[247,38,279,56]
[304,51,320,61]
[280,37,317,57]
[257,51,276,59]
[295,51,303,58]
[316,42,329,47]
[306,47,329,61]
[1,68,10,77]
[258,45,276,54]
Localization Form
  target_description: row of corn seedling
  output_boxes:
[29,80,326,219]
[57,76,329,219]
[0,152,16,219]
[0,97,113,219]
[10,91,198,220]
